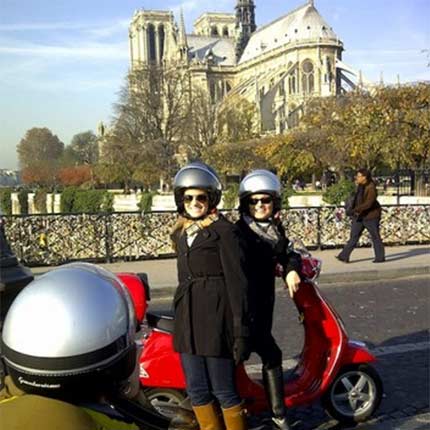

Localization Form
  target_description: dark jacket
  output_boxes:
[235,218,302,334]
[172,215,249,357]
[353,180,382,220]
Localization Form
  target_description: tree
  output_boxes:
[183,86,218,159]
[64,131,99,166]
[256,133,316,180]
[257,85,430,179]
[58,165,92,187]
[99,64,195,188]
[203,138,269,175]
[217,95,257,143]
[17,127,64,186]
[376,83,430,169]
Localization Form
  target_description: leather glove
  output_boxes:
[233,337,251,365]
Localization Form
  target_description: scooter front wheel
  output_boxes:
[143,388,187,419]
[322,363,383,424]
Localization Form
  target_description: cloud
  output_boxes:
[0,41,129,60]
[347,49,428,56]
[169,0,234,17]
[0,22,92,31]
[85,19,130,38]
[0,19,130,37]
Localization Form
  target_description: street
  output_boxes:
[149,275,430,429]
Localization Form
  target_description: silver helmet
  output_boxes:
[239,169,282,214]
[173,162,222,213]
[1,263,137,398]
[239,169,281,198]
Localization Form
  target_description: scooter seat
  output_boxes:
[146,310,175,334]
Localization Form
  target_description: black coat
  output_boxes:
[172,215,249,357]
[235,218,302,335]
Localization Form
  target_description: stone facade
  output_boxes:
[128,0,353,134]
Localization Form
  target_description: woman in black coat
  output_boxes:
[171,162,250,430]
[236,170,302,430]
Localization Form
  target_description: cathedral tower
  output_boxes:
[235,0,256,61]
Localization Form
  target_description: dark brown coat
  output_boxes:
[172,215,249,357]
[354,180,382,220]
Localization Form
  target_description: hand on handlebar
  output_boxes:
[285,270,300,298]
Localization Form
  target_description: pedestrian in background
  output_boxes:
[337,168,385,263]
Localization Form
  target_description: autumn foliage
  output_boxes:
[58,165,92,186]
[256,83,430,177]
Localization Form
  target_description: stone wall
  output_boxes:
[2,205,429,266]
[9,192,430,215]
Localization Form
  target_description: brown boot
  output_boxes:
[221,403,247,430]
[192,402,224,430]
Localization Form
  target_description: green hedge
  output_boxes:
[101,192,114,213]
[18,189,29,215]
[322,179,356,205]
[281,184,294,210]
[73,190,106,213]
[34,188,48,213]
[60,187,113,213]
[60,187,78,213]
[0,188,12,215]
[138,192,155,212]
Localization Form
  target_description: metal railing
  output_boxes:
[2,204,429,266]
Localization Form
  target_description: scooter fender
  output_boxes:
[340,340,377,366]
[117,273,148,324]
[139,330,187,389]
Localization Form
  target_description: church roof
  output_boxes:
[239,1,338,64]
[187,35,236,66]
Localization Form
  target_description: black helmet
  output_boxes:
[173,162,222,214]
[1,263,137,400]
[239,169,282,215]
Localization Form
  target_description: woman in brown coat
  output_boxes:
[171,162,250,430]
[337,168,385,263]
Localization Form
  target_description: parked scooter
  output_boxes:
[118,244,383,426]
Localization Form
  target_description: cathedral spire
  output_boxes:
[178,8,189,62]
[235,0,256,61]
[178,8,188,48]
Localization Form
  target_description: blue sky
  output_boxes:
[1,0,429,169]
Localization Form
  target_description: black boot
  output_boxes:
[263,366,291,430]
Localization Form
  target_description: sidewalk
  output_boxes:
[31,245,429,299]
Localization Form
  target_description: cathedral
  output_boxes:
[128,0,359,134]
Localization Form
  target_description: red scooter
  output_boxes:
[117,245,383,426]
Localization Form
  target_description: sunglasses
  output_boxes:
[183,194,209,204]
[249,196,273,205]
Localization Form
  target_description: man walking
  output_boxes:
[337,168,385,263]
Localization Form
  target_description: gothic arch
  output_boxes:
[301,59,314,94]
[158,24,165,61]
[147,24,156,63]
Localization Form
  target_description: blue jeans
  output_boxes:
[180,353,241,408]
